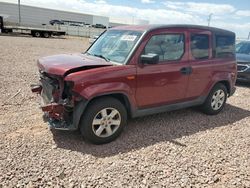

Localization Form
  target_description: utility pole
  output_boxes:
[18,0,21,25]
[207,13,213,27]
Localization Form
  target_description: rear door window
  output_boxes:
[191,34,209,60]
[215,35,235,58]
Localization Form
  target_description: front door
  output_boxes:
[135,30,190,108]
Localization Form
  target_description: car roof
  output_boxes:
[111,24,235,36]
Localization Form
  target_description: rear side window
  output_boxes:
[143,34,185,62]
[191,34,209,60]
[215,35,235,58]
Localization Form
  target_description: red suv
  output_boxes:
[31,25,237,144]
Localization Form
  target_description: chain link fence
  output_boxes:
[60,25,105,38]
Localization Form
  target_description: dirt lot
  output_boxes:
[0,35,250,188]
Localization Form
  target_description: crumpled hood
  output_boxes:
[236,53,250,64]
[38,53,113,76]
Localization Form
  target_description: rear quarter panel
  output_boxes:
[204,58,237,96]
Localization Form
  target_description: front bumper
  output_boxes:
[31,84,65,120]
[31,84,79,130]
[41,103,64,120]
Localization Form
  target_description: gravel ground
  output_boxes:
[0,35,250,188]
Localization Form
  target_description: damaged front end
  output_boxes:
[31,71,86,130]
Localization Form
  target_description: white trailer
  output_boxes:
[0,16,65,38]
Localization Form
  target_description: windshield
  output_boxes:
[236,42,250,54]
[87,30,143,64]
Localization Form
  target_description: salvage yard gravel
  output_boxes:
[0,35,249,187]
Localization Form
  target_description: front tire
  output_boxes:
[80,97,127,144]
[201,83,227,115]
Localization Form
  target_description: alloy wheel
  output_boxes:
[92,108,121,138]
[211,89,225,110]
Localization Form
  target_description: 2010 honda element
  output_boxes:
[32,24,237,144]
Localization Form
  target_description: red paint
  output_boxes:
[65,64,138,108]
[31,85,42,94]
[41,103,64,120]
[38,53,113,76]
[32,25,237,120]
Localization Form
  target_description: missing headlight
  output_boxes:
[62,81,74,100]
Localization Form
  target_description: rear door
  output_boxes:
[185,29,213,99]
[135,29,190,108]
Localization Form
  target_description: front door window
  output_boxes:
[142,34,185,62]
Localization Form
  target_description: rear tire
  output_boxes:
[201,83,227,115]
[33,31,41,37]
[43,32,50,38]
[80,97,127,144]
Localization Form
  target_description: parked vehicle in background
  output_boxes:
[50,20,90,27]
[85,23,91,28]
[49,20,64,25]
[61,20,85,27]
[236,41,250,82]
[92,23,106,29]
[89,35,99,44]
[0,16,66,38]
[31,24,237,144]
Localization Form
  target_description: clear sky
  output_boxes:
[1,0,250,38]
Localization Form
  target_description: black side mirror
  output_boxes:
[140,53,159,64]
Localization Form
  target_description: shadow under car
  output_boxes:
[50,104,250,157]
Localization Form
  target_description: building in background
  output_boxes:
[109,17,149,27]
[0,2,149,28]
[0,2,109,27]
[0,1,149,38]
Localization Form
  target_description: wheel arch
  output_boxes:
[206,79,231,97]
[201,80,229,115]
[217,80,231,94]
[73,92,133,130]
[86,92,132,117]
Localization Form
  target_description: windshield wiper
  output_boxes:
[86,52,110,62]
[94,54,110,62]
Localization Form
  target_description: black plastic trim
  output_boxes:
[72,99,88,130]
[131,96,206,118]
[229,86,236,96]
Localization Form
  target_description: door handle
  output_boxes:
[180,67,192,75]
